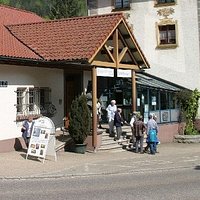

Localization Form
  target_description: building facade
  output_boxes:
[88,0,200,90]
[0,5,150,151]
[87,0,200,141]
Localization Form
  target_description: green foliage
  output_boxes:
[48,0,87,19]
[69,94,91,144]
[0,0,87,19]
[176,89,200,135]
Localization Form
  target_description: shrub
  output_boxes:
[68,94,91,144]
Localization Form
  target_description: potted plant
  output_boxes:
[68,94,91,153]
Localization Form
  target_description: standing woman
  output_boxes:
[147,114,158,155]
[106,100,117,137]
[21,116,35,148]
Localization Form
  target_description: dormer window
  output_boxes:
[114,0,130,10]
[155,0,176,6]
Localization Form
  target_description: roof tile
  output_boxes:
[7,13,123,61]
[0,4,44,59]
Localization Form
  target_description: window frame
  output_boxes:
[155,0,176,7]
[16,87,51,119]
[112,0,130,11]
[156,20,178,49]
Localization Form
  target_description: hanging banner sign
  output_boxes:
[26,116,57,163]
[97,67,114,77]
[117,69,131,78]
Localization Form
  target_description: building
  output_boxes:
[88,0,200,88]
[87,0,200,141]
[0,5,149,152]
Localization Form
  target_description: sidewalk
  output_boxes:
[0,143,200,179]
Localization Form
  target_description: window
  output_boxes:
[156,21,178,48]
[157,0,175,3]
[17,88,26,113]
[16,87,51,117]
[155,0,175,6]
[114,0,130,9]
[159,25,176,44]
[39,88,51,114]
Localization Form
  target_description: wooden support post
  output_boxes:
[92,67,97,151]
[113,29,119,68]
[132,70,136,112]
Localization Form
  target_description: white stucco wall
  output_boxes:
[92,0,200,90]
[0,64,64,140]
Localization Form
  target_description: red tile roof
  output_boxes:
[0,4,44,59]
[6,13,124,61]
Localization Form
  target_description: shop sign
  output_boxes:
[97,67,114,77]
[117,69,131,78]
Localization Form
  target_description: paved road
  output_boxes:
[0,143,200,179]
[0,167,200,200]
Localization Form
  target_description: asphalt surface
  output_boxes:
[0,143,200,180]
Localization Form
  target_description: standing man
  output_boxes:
[147,114,158,155]
[21,116,35,148]
[106,100,117,137]
[130,112,137,148]
[114,108,123,143]
[134,116,146,153]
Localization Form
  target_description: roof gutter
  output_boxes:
[0,56,91,69]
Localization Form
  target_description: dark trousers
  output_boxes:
[116,126,122,140]
[150,142,157,154]
[135,136,144,153]
[108,120,115,136]
[23,137,30,148]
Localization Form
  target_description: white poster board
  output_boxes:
[117,69,131,78]
[97,67,114,77]
[26,116,57,163]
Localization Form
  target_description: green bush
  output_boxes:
[176,89,200,135]
[69,94,91,144]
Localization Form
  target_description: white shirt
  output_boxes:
[130,116,136,127]
[106,104,117,122]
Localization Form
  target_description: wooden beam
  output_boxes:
[113,29,119,67]
[91,60,116,68]
[92,66,97,151]
[132,70,136,112]
[104,44,115,63]
[118,30,138,65]
[118,63,140,70]
[88,19,123,64]
[118,47,128,63]
[130,48,138,53]
[121,19,150,68]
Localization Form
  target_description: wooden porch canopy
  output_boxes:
[86,14,150,151]
[4,12,150,151]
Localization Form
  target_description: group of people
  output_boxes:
[132,113,159,154]
[106,99,159,155]
[106,100,126,143]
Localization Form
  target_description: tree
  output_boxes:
[68,94,91,144]
[0,0,87,19]
[47,0,87,19]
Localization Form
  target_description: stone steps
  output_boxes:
[98,128,131,152]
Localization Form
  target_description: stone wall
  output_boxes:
[174,135,200,143]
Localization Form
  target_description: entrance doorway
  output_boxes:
[64,73,82,116]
